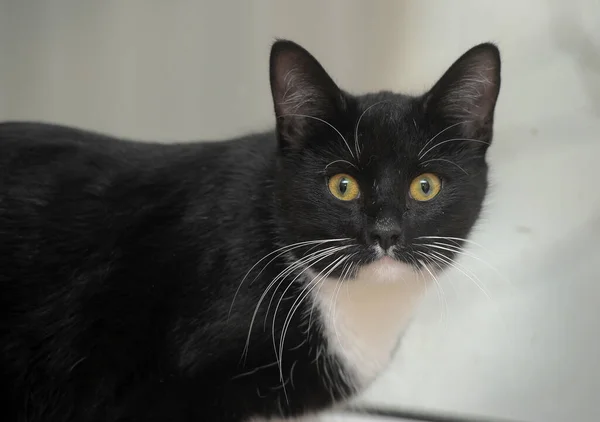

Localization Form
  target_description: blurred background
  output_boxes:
[1,1,600,421]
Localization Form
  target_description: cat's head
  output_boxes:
[269,40,500,281]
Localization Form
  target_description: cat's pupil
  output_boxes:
[420,180,431,194]
[339,179,348,194]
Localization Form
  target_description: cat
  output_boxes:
[0,39,501,421]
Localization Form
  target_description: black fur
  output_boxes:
[0,40,500,421]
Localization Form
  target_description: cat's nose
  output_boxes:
[369,227,401,251]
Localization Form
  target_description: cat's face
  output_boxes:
[269,41,501,279]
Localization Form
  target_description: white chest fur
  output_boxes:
[310,258,429,388]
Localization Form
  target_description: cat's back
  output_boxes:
[0,122,169,249]
[0,121,272,185]
[0,121,156,177]
[0,121,273,280]
[0,121,189,299]
[0,121,275,281]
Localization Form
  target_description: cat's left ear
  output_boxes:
[269,40,345,149]
[424,43,501,143]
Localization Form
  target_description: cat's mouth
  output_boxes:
[378,255,396,264]
[371,245,416,266]
[366,245,439,274]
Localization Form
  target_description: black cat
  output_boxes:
[0,40,501,421]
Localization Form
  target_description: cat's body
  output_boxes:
[0,41,501,421]
[0,124,344,421]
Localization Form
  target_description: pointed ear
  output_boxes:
[269,40,344,149]
[424,43,501,142]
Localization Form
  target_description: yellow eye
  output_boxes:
[328,173,360,201]
[409,173,442,201]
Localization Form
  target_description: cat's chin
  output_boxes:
[356,255,418,285]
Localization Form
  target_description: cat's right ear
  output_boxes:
[424,43,501,143]
[269,40,344,150]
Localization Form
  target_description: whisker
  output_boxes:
[424,249,491,300]
[424,242,511,286]
[420,158,469,175]
[417,121,467,158]
[417,257,447,323]
[419,137,490,160]
[229,238,349,318]
[415,235,494,255]
[325,159,359,171]
[277,254,348,366]
[262,249,345,404]
[423,248,508,329]
[231,361,279,380]
[415,236,490,252]
[330,254,358,354]
[423,251,459,298]
[277,254,349,377]
[308,259,349,332]
[242,245,349,363]
[354,101,387,158]
[280,113,355,160]
[407,254,429,293]
[344,262,355,304]
[264,245,349,329]
[276,254,350,403]
[269,247,349,363]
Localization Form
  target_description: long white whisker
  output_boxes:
[264,245,350,329]
[424,242,510,285]
[262,248,345,404]
[354,101,387,158]
[231,361,279,380]
[328,259,353,321]
[420,158,469,175]
[309,259,348,332]
[280,113,355,159]
[325,159,358,170]
[242,245,349,362]
[417,257,447,322]
[417,121,467,158]
[330,254,357,354]
[423,249,491,300]
[424,249,508,328]
[344,262,356,304]
[276,254,350,403]
[277,255,349,382]
[424,251,459,298]
[416,236,492,254]
[269,247,349,364]
[407,254,429,293]
[277,254,347,363]
[229,238,349,318]
[419,137,489,160]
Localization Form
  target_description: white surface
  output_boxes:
[2,1,600,422]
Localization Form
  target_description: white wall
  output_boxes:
[0,0,410,140]
[2,1,600,421]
